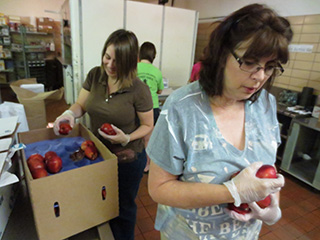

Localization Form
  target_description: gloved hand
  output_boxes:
[223,162,285,207]
[225,194,281,225]
[53,110,75,135]
[98,124,130,146]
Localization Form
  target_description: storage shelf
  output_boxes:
[287,159,318,185]
[280,117,320,191]
[0,69,14,73]
[10,30,49,35]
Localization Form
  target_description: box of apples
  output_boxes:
[18,123,119,240]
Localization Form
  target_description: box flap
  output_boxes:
[10,79,64,101]
[0,116,18,138]
[0,152,6,176]
[0,138,12,152]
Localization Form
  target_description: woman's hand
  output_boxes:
[225,194,281,225]
[98,124,130,146]
[223,162,285,206]
[53,110,75,135]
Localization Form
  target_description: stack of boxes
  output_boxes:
[36,17,55,33]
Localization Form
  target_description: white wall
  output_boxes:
[2,0,320,21]
[183,0,320,20]
[130,0,320,19]
[0,0,66,20]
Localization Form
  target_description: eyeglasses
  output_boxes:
[230,50,284,77]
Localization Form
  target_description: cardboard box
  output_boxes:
[10,78,64,130]
[18,123,119,240]
[36,17,55,33]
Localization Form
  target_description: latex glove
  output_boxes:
[225,194,281,225]
[223,162,285,207]
[98,124,130,146]
[53,110,75,135]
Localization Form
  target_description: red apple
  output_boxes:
[227,203,251,214]
[59,122,72,135]
[28,153,45,162]
[100,123,116,135]
[44,151,58,162]
[27,158,46,172]
[81,140,95,151]
[84,145,98,160]
[255,165,277,208]
[31,168,48,179]
[256,165,277,179]
[46,155,63,173]
[227,165,277,213]
[256,195,272,208]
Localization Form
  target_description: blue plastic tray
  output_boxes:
[25,136,104,174]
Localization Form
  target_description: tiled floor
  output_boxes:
[135,173,160,240]
[3,162,320,240]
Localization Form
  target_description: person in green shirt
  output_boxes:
[137,42,164,172]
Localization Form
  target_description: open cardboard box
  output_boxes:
[18,123,118,240]
[10,78,64,130]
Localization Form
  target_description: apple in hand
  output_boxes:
[255,165,277,208]
[31,168,48,179]
[59,122,72,135]
[46,155,63,173]
[100,123,116,135]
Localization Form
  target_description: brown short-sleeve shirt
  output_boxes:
[83,67,153,153]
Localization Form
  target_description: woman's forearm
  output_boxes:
[148,162,234,209]
[69,102,86,119]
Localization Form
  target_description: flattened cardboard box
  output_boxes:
[18,124,119,240]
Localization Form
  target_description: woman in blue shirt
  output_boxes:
[147,4,293,240]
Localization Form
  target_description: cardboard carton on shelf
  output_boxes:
[10,78,64,130]
[18,123,119,240]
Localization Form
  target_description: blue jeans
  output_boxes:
[110,150,147,240]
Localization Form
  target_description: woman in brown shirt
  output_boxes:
[54,29,153,240]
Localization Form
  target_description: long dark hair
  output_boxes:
[199,4,293,102]
[100,29,139,88]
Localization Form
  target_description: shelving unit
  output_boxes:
[276,104,309,162]
[0,25,15,83]
[280,117,320,190]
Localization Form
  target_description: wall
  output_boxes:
[0,0,65,21]
[181,0,320,19]
[275,15,320,95]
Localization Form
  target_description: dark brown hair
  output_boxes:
[139,42,157,63]
[199,4,293,102]
[100,29,139,88]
